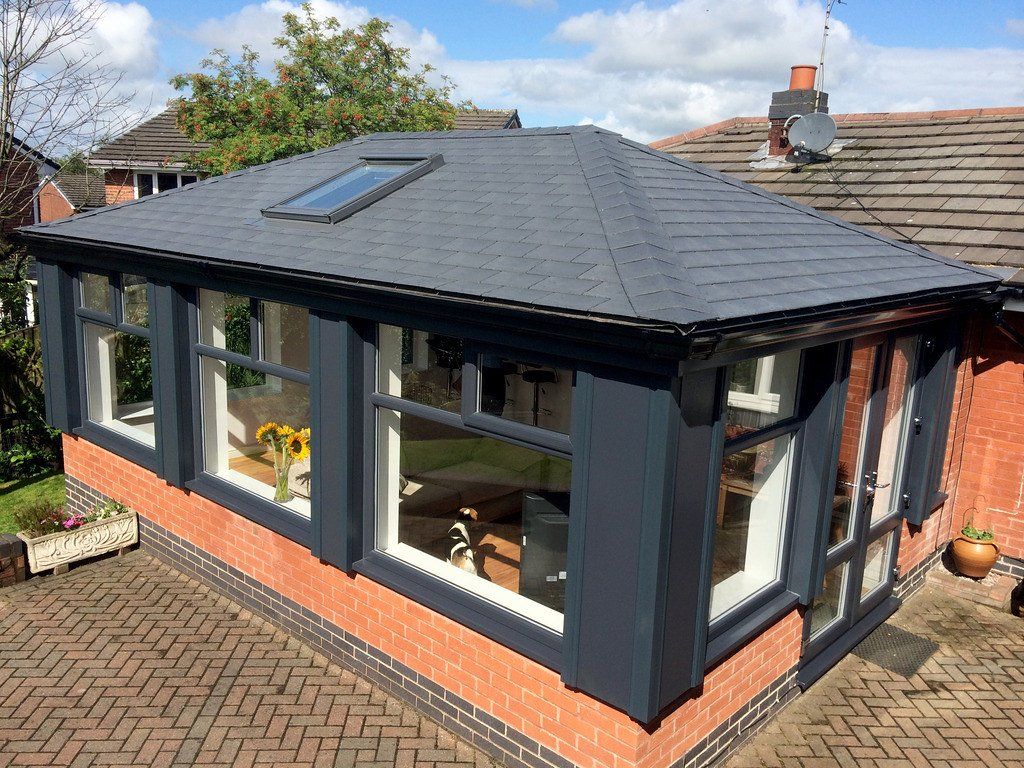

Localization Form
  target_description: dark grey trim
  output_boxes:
[73,422,157,473]
[194,343,310,384]
[706,589,799,668]
[151,282,196,488]
[355,550,563,669]
[186,472,312,546]
[36,260,82,433]
[261,154,445,224]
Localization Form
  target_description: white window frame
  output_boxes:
[727,356,781,415]
[133,170,199,198]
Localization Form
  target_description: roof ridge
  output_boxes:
[632,138,1002,282]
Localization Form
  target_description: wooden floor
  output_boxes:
[229,451,276,486]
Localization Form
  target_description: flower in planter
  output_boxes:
[256,422,312,503]
[62,512,87,530]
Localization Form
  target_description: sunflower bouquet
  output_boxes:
[255,422,311,502]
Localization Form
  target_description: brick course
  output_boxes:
[62,435,803,768]
[103,169,135,205]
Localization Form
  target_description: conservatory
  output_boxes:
[21,126,1000,768]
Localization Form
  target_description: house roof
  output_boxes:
[89,106,522,169]
[51,169,106,210]
[652,107,1024,269]
[23,126,998,331]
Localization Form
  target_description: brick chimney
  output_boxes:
[767,65,829,156]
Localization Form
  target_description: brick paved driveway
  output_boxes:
[0,552,495,768]
[728,583,1024,768]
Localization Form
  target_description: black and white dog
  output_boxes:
[446,507,479,574]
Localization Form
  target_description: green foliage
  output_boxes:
[0,472,66,534]
[0,239,29,333]
[92,499,130,520]
[171,4,465,174]
[114,333,154,405]
[11,501,66,537]
[961,521,994,542]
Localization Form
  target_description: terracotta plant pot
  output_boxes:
[950,535,1000,579]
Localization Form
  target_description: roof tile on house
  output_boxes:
[27,126,997,330]
[652,107,1024,268]
[89,106,522,169]
[52,169,106,210]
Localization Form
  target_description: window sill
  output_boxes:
[185,472,312,547]
[74,422,158,474]
[705,586,800,669]
[354,549,563,671]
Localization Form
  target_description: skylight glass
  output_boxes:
[262,154,444,224]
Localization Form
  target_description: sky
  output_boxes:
[76,0,1024,143]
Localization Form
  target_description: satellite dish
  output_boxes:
[786,112,837,154]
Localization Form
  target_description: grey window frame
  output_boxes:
[261,154,444,224]
[72,269,158,470]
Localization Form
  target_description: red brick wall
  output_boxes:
[63,434,801,768]
[1,159,38,233]
[38,181,74,223]
[104,169,135,205]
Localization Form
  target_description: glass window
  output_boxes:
[83,324,155,446]
[157,172,178,193]
[870,336,919,525]
[809,561,848,638]
[121,274,149,328]
[260,300,309,372]
[478,356,572,434]
[376,409,571,628]
[199,289,252,356]
[724,349,800,439]
[81,272,110,314]
[136,173,154,197]
[711,434,794,619]
[285,162,410,211]
[200,357,311,517]
[378,324,464,413]
[861,531,895,599]
[181,174,198,186]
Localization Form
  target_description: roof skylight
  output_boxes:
[262,154,443,224]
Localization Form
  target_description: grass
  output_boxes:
[0,471,66,534]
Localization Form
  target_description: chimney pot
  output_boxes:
[789,65,817,91]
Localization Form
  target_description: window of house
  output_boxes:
[711,350,802,621]
[374,323,573,632]
[196,289,312,517]
[78,271,155,446]
[477,355,573,434]
[134,171,199,198]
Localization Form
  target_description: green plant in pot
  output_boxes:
[950,517,999,579]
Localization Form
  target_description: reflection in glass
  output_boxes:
[376,409,571,622]
[378,324,463,413]
[200,356,311,516]
[810,561,849,638]
[83,324,155,446]
[122,274,149,327]
[259,300,309,372]
[861,531,894,599]
[286,163,409,211]
[724,349,800,438]
[81,272,110,314]
[199,289,252,356]
[711,435,793,618]
[871,336,919,525]
[478,356,573,434]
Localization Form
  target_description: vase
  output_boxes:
[950,535,999,579]
[17,511,138,574]
[274,473,292,503]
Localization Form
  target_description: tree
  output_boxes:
[172,5,467,175]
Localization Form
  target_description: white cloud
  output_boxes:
[1007,19,1024,37]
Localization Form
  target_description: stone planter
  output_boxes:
[950,535,999,579]
[17,512,138,575]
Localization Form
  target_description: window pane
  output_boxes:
[377,409,572,626]
[861,531,895,599]
[156,172,178,193]
[378,324,463,413]
[809,561,848,638]
[287,163,408,211]
[871,336,919,525]
[81,272,110,314]
[724,349,800,439]
[200,356,311,517]
[199,289,252,355]
[181,175,198,186]
[136,173,154,197]
[478,356,573,434]
[83,324,155,446]
[712,434,793,619]
[260,300,309,372]
[122,274,149,328]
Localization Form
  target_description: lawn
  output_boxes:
[0,472,66,534]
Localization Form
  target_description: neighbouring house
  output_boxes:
[1,134,58,233]
[653,67,1024,600]
[89,105,522,204]
[38,168,106,223]
[19,125,1000,768]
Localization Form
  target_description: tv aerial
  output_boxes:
[786,112,838,154]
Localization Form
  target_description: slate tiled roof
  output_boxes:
[652,107,1024,268]
[25,126,997,329]
[89,106,522,169]
[52,169,105,210]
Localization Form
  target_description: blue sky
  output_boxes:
[97,0,1024,142]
